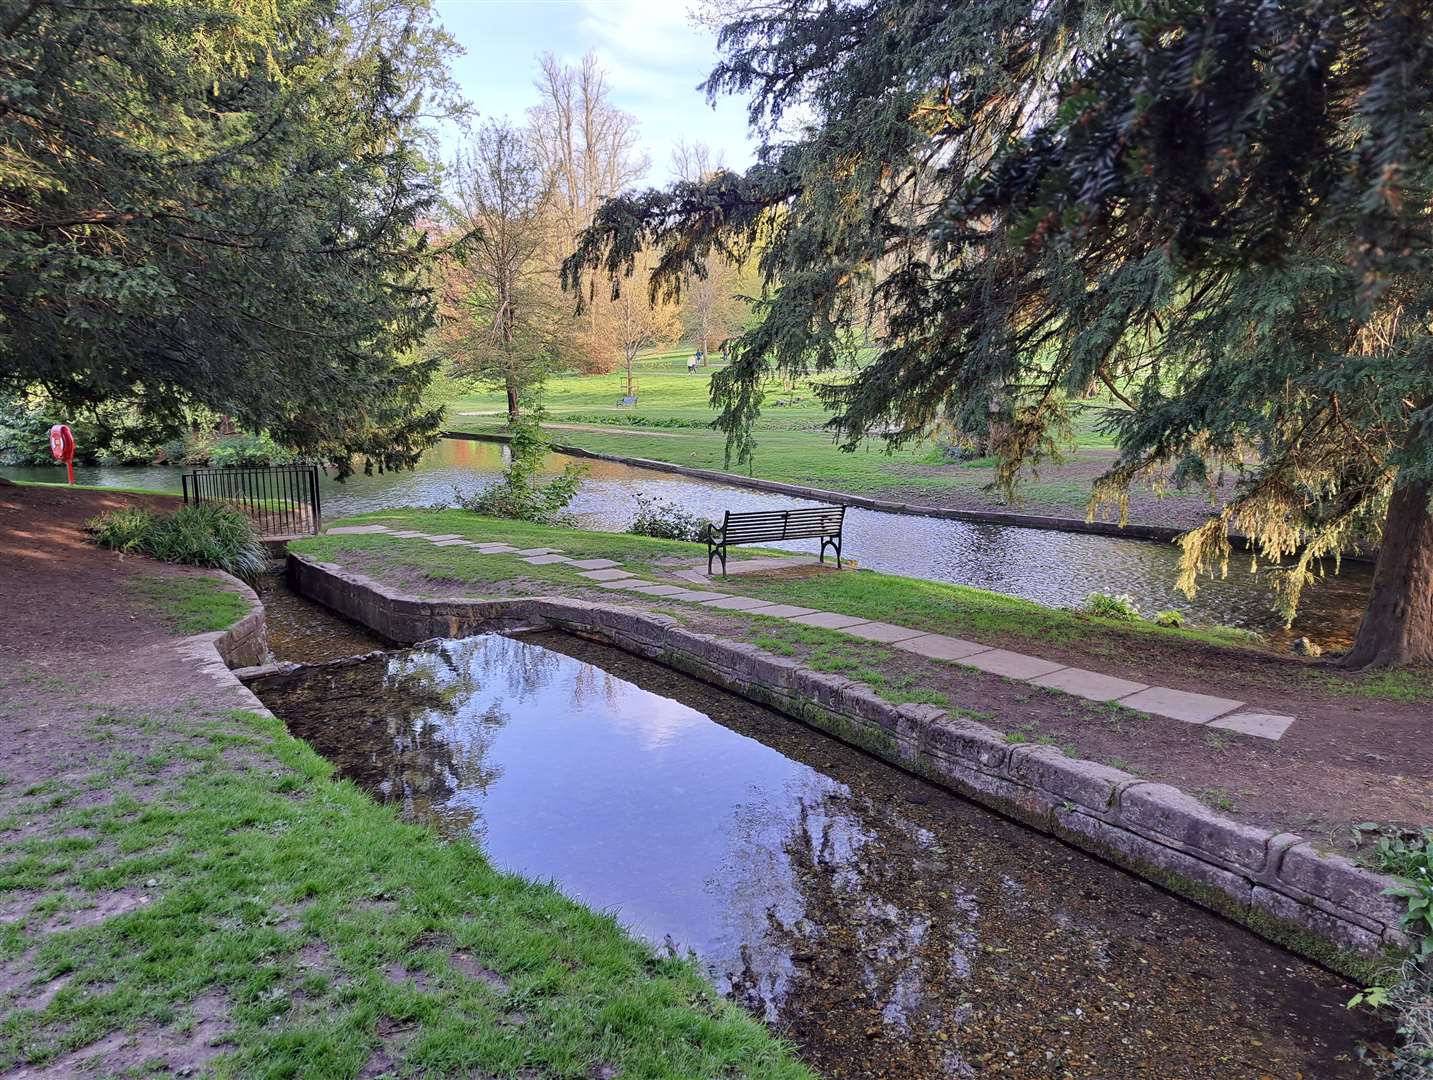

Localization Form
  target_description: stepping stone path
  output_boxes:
[323,524,1295,740]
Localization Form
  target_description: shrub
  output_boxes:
[1083,592,1142,621]
[87,507,158,551]
[1153,609,1184,628]
[89,504,267,582]
[451,412,585,524]
[208,433,295,467]
[627,494,711,542]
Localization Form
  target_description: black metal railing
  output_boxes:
[182,464,321,538]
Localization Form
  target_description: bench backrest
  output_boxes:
[720,505,845,544]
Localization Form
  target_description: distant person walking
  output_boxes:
[688,353,697,374]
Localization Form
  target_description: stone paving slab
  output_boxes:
[579,568,635,581]
[1029,666,1149,702]
[522,554,572,565]
[567,558,622,570]
[513,547,562,556]
[625,584,688,596]
[665,590,730,602]
[840,621,929,644]
[594,579,647,590]
[1208,711,1296,739]
[960,649,1066,680]
[892,634,991,661]
[474,543,517,551]
[789,611,873,630]
[424,534,464,542]
[433,539,474,547]
[326,525,390,535]
[702,596,777,611]
[749,604,819,618]
[388,531,426,538]
[1118,686,1243,724]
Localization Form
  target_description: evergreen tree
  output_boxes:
[1,0,463,474]
[566,0,1433,668]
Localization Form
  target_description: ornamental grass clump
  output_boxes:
[89,504,266,582]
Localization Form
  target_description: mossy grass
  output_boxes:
[125,574,251,635]
[0,706,813,1078]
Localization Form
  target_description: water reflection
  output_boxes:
[252,632,1387,1079]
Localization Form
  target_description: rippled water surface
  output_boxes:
[4,437,1371,644]
[250,632,1388,1079]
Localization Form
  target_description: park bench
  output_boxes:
[702,505,846,576]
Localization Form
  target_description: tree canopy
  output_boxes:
[1,0,462,473]
[565,0,1433,666]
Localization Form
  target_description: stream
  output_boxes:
[248,629,1390,1079]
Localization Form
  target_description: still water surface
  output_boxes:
[4,438,1371,644]
[251,632,1387,1079]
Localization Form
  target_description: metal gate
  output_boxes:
[182,464,321,538]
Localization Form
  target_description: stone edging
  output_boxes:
[283,552,1409,975]
[173,571,274,715]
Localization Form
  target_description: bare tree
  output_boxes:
[529,51,649,370]
[672,138,749,364]
[437,118,564,421]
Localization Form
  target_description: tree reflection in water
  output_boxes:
[253,631,1389,1080]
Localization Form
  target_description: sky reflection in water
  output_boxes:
[253,632,1386,1079]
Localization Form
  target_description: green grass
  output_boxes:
[1319,665,1433,703]
[0,706,813,1078]
[126,574,251,634]
[297,512,1272,658]
[445,364,1134,508]
[10,480,174,497]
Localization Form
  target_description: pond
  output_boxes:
[248,632,1388,1079]
[3,437,1372,647]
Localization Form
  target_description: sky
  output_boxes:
[433,0,758,185]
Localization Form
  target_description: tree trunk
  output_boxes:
[1343,477,1433,668]
[505,376,520,424]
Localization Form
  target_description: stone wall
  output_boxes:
[285,553,1408,976]
[208,574,270,669]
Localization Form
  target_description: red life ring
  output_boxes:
[49,424,76,483]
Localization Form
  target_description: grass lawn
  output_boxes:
[11,480,175,497]
[444,363,1128,511]
[0,705,812,1079]
[296,509,1264,656]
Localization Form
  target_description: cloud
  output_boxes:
[572,0,754,179]
[575,0,714,89]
